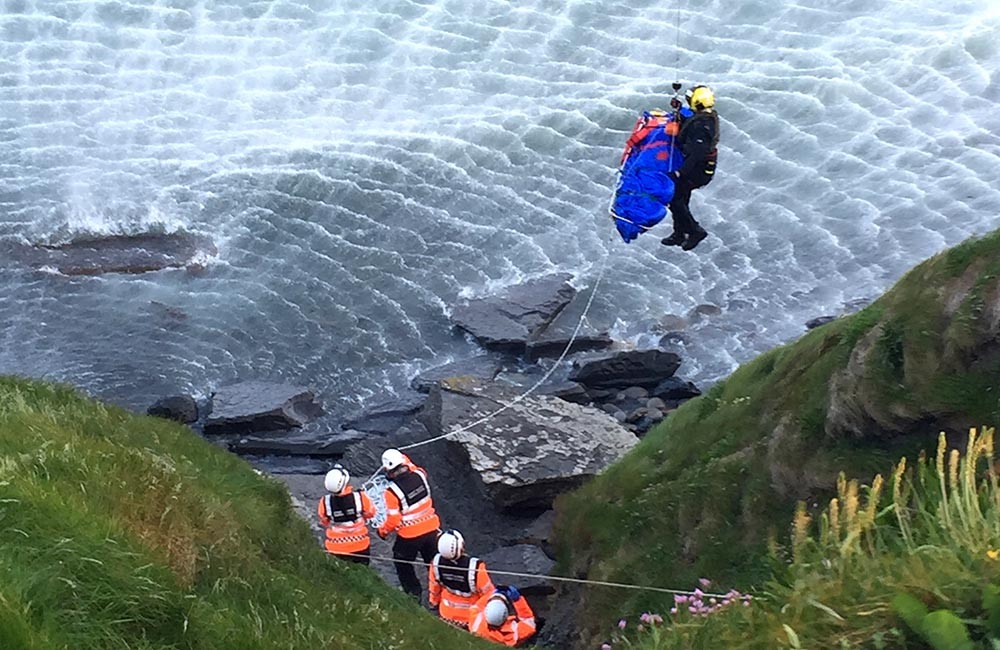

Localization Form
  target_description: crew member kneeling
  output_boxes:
[429,529,495,629]
[469,585,537,646]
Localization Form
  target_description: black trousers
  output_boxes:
[669,176,710,236]
[393,530,440,597]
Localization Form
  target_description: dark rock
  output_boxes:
[2,232,217,276]
[806,315,837,330]
[419,377,636,510]
[450,274,575,352]
[204,382,323,435]
[647,397,667,411]
[519,510,557,549]
[652,314,688,333]
[147,395,198,423]
[540,381,590,404]
[633,416,659,436]
[341,390,427,434]
[658,332,690,347]
[480,544,556,595]
[411,356,503,393]
[615,386,649,401]
[689,303,722,319]
[650,377,702,401]
[526,290,613,360]
[569,350,682,389]
[229,428,367,457]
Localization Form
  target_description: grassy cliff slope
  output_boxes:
[0,377,488,650]
[554,229,1000,641]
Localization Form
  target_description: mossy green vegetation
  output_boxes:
[555,229,1000,644]
[602,429,1000,649]
[0,378,487,650]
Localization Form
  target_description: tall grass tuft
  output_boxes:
[0,377,487,649]
[614,427,1000,649]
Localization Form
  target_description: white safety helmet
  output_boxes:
[437,529,465,560]
[484,596,510,627]
[381,448,406,472]
[324,465,349,494]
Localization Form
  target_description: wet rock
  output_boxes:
[410,356,503,393]
[650,377,702,401]
[2,232,217,276]
[652,314,688,333]
[689,303,722,319]
[659,331,690,347]
[526,290,613,360]
[569,350,682,389]
[540,381,590,404]
[806,315,837,330]
[450,274,575,352]
[420,378,636,510]
[204,382,323,435]
[480,544,556,595]
[341,390,427,434]
[147,395,198,423]
[229,428,367,458]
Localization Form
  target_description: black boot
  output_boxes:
[681,227,708,251]
[661,232,685,247]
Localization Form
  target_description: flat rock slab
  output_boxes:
[340,390,427,434]
[229,428,367,457]
[480,544,556,595]
[526,290,613,360]
[2,232,216,276]
[450,274,575,351]
[570,350,682,389]
[410,356,503,393]
[421,377,636,510]
[204,382,323,435]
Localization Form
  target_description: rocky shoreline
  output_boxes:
[144,272,872,644]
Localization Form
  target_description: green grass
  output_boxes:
[603,429,1000,649]
[554,229,1000,645]
[0,377,489,650]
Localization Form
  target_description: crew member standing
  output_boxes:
[376,448,441,598]
[317,464,376,564]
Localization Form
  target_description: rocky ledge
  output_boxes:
[2,232,217,276]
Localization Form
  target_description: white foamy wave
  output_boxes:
[1,0,999,415]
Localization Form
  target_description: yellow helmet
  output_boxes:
[685,85,715,111]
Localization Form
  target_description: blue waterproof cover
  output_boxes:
[611,109,688,243]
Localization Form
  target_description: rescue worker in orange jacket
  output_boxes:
[376,448,442,598]
[429,529,496,629]
[317,464,376,565]
[469,585,538,646]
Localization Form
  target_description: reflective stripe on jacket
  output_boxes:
[428,555,495,628]
[469,592,537,647]
[317,487,375,555]
[377,462,440,539]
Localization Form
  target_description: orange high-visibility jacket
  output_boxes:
[428,554,495,628]
[317,486,376,555]
[469,592,537,646]
[377,457,440,539]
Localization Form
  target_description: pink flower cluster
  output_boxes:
[598,580,753,648]
[669,580,752,617]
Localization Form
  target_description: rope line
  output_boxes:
[335,551,734,599]
[396,248,612,453]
